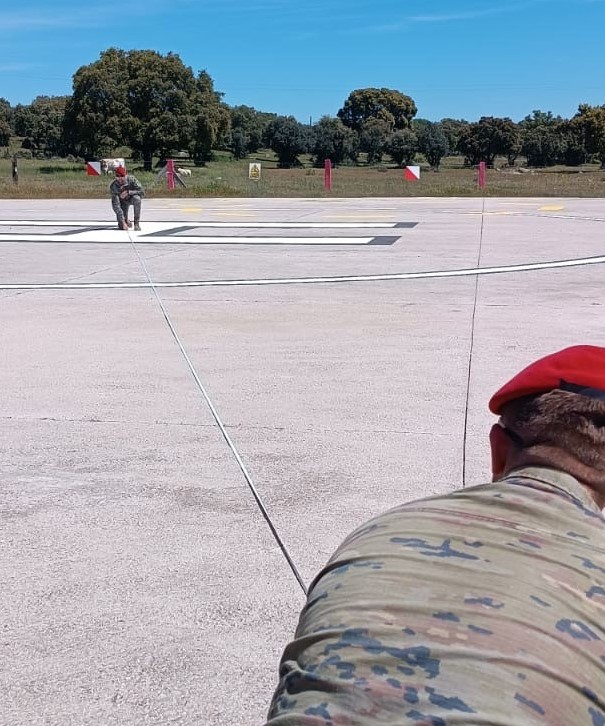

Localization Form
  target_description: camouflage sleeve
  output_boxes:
[127,176,144,196]
[265,474,605,725]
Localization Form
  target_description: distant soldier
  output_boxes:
[266,345,605,725]
[109,166,144,231]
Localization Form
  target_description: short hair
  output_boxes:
[501,390,605,472]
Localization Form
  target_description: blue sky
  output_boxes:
[1,0,604,123]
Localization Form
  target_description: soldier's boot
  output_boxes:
[119,219,129,230]
[134,220,141,231]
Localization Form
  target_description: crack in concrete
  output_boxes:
[0,414,446,436]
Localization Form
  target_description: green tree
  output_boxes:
[266,115,309,168]
[521,129,564,167]
[189,70,231,165]
[519,111,566,167]
[411,118,432,136]
[230,105,275,154]
[386,128,418,167]
[506,141,522,167]
[0,98,13,144]
[65,49,228,169]
[0,98,11,147]
[338,88,417,132]
[230,128,250,159]
[312,116,358,167]
[417,122,449,169]
[63,48,130,158]
[125,51,199,169]
[570,104,605,167]
[0,120,10,147]
[439,118,469,155]
[359,118,390,164]
[14,96,69,156]
[557,120,586,166]
[457,116,520,167]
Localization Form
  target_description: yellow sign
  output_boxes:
[248,163,261,181]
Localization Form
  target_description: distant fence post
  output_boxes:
[166,159,175,190]
[12,155,18,184]
[478,161,486,188]
[324,159,332,191]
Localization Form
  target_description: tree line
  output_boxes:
[1,48,605,171]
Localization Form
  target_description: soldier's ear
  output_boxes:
[489,424,512,481]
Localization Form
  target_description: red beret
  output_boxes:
[489,345,605,414]
[115,166,126,177]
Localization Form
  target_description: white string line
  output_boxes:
[127,234,309,596]
[461,197,485,488]
[3,252,605,290]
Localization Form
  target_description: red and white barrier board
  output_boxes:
[404,165,420,181]
[86,161,101,176]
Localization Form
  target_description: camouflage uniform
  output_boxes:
[109,175,144,228]
[266,467,605,725]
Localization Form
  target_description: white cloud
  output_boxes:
[0,62,38,71]
[410,7,510,23]
[0,8,105,32]
[321,0,565,37]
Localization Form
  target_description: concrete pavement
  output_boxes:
[1,196,604,725]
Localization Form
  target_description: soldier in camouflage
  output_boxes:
[109,166,144,231]
[266,345,605,725]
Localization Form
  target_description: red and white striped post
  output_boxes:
[324,159,332,191]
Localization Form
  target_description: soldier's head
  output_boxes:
[488,345,605,506]
[115,166,127,184]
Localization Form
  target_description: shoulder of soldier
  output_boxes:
[332,481,500,546]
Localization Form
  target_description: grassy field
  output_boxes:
[1,150,604,198]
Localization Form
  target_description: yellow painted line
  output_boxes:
[539,205,565,212]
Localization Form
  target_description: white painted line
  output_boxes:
[0,220,399,229]
[2,254,605,291]
[0,233,377,245]
[0,220,102,226]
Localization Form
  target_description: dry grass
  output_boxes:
[1,154,604,198]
